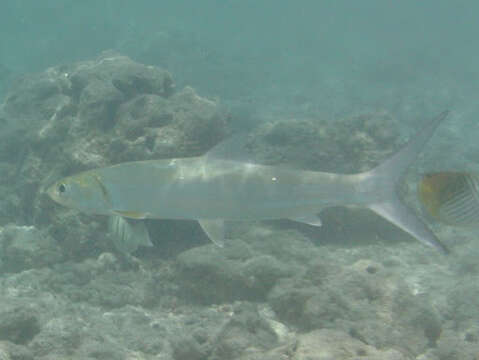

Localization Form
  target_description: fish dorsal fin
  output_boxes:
[205,133,307,169]
[204,134,255,163]
[198,219,225,247]
[289,214,322,227]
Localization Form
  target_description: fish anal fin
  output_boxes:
[198,219,225,247]
[290,214,322,227]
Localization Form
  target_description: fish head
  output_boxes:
[47,171,111,214]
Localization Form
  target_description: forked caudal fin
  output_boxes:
[362,111,450,254]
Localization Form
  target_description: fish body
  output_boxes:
[419,171,479,226]
[50,157,364,220]
[48,111,450,253]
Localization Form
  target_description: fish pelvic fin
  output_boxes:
[361,111,450,253]
[108,216,153,254]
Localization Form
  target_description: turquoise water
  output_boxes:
[2,1,478,111]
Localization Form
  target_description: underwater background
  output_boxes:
[0,1,478,359]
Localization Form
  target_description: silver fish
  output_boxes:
[48,111,450,254]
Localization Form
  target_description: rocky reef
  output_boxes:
[0,53,474,359]
[0,51,226,259]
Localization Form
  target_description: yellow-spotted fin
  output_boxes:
[418,172,479,226]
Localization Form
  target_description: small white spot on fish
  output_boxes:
[272,177,277,181]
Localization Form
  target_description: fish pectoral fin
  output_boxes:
[112,210,148,219]
[290,214,322,227]
[198,219,225,247]
[108,215,152,254]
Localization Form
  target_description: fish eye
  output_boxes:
[58,183,67,194]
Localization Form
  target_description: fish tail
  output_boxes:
[360,111,450,253]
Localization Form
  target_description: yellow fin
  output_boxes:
[112,210,148,219]
[418,172,454,218]
[419,172,479,225]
